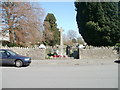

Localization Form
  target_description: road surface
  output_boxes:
[1,60,118,88]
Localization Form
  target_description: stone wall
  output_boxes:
[0,46,118,60]
[0,47,46,60]
[79,47,118,59]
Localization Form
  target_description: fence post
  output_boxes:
[118,46,120,60]
[79,48,81,59]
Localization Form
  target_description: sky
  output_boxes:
[39,2,81,37]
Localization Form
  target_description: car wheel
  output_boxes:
[15,60,23,67]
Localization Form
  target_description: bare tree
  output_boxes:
[1,2,44,46]
[63,33,75,46]
[77,37,86,45]
[67,29,77,40]
[63,33,68,44]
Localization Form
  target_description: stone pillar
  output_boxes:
[79,48,81,59]
[118,46,120,60]
[66,45,70,57]
[59,27,64,57]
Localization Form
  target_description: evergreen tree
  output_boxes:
[43,13,60,46]
[75,2,120,46]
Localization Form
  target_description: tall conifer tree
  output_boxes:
[43,13,60,46]
[75,2,120,46]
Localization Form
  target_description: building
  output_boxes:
[0,24,10,42]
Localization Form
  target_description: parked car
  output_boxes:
[114,60,120,64]
[0,49,31,67]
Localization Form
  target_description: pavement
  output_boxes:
[1,59,119,88]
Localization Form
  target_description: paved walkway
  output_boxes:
[31,59,116,65]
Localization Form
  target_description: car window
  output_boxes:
[0,51,3,57]
[0,50,8,57]
[0,51,2,57]
[7,50,17,56]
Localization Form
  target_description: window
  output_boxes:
[0,50,7,57]
[7,50,17,56]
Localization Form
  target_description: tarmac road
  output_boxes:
[1,60,118,88]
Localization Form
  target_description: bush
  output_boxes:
[115,43,120,47]
[2,41,23,47]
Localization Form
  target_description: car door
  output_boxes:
[0,50,2,66]
[1,50,9,65]
[1,50,14,65]
[5,51,15,65]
